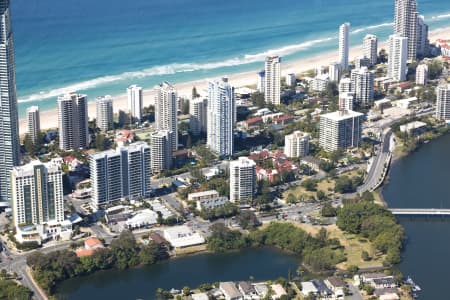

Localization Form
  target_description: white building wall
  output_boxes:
[264,56,281,105]
[388,35,408,82]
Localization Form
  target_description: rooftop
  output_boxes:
[220,282,242,299]
[321,110,364,121]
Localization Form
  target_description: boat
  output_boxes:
[406,276,421,292]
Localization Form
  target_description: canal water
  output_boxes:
[57,135,450,299]
[56,248,299,299]
[383,134,450,299]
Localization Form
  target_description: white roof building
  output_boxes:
[399,121,427,133]
[125,209,158,228]
[301,281,318,297]
[163,225,205,248]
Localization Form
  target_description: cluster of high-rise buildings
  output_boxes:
[388,0,429,81]
[1,0,445,244]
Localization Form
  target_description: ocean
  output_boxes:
[12,0,450,117]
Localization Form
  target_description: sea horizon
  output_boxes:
[12,0,450,118]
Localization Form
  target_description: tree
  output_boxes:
[286,193,297,204]
[321,203,337,217]
[236,211,260,230]
[378,49,388,63]
[361,250,370,261]
[250,92,265,108]
[334,176,356,193]
[207,223,248,252]
[23,134,36,156]
[95,133,110,151]
[316,190,326,201]
[301,179,317,191]
[182,286,191,296]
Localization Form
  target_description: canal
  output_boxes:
[57,134,450,299]
[56,247,299,299]
[383,133,450,299]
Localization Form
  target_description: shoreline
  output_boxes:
[18,26,450,135]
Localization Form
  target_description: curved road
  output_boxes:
[357,129,392,194]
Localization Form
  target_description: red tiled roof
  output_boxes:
[63,156,75,162]
[245,117,262,125]
[76,249,95,257]
[85,237,103,249]
[273,115,294,122]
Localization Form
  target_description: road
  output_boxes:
[357,129,392,194]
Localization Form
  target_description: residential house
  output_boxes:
[220,282,243,300]
[238,281,258,299]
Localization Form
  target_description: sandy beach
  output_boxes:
[19,27,450,135]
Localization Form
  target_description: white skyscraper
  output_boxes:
[96,95,114,132]
[58,93,89,151]
[284,131,310,158]
[150,130,173,174]
[329,62,341,82]
[190,98,207,136]
[394,0,418,61]
[416,15,429,57]
[155,82,178,152]
[416,64,428,85]
[229,157,256,203]
[0,0,20,204]
[338,23,350,71]
[264,56,281,105]
[286,73,296,87]
[435,83,450,121]
[11,161,64,228]
[339,77,352,94]
[351,67,374,106]
[127,85,143,124]
[339,92,355,111]
[257,70,265,93]
[388,34,408,82]
[363,34,378,66]
[90,142,151,209]
[207,77,235,157]
[27,106,40,144]
[319,110,364,152]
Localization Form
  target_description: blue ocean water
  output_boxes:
[12,0,450,117]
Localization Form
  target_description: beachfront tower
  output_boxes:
[58,93,89,151]
[388,34,408,82]
[416,15,429,57]
[207,77,235,157]
[257,70,265,93]
[338,23,350,71]
[190,98,207,136]
[155,82,178,152]
[26,106,40,144]
[127,85,143,124]
[0,0,20,204]
[329,62,341,82]
[264,56,281,105]
[229,157,256,203]
[363,34,378,66]
[96,96,114,132]
[394,0,418,61]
